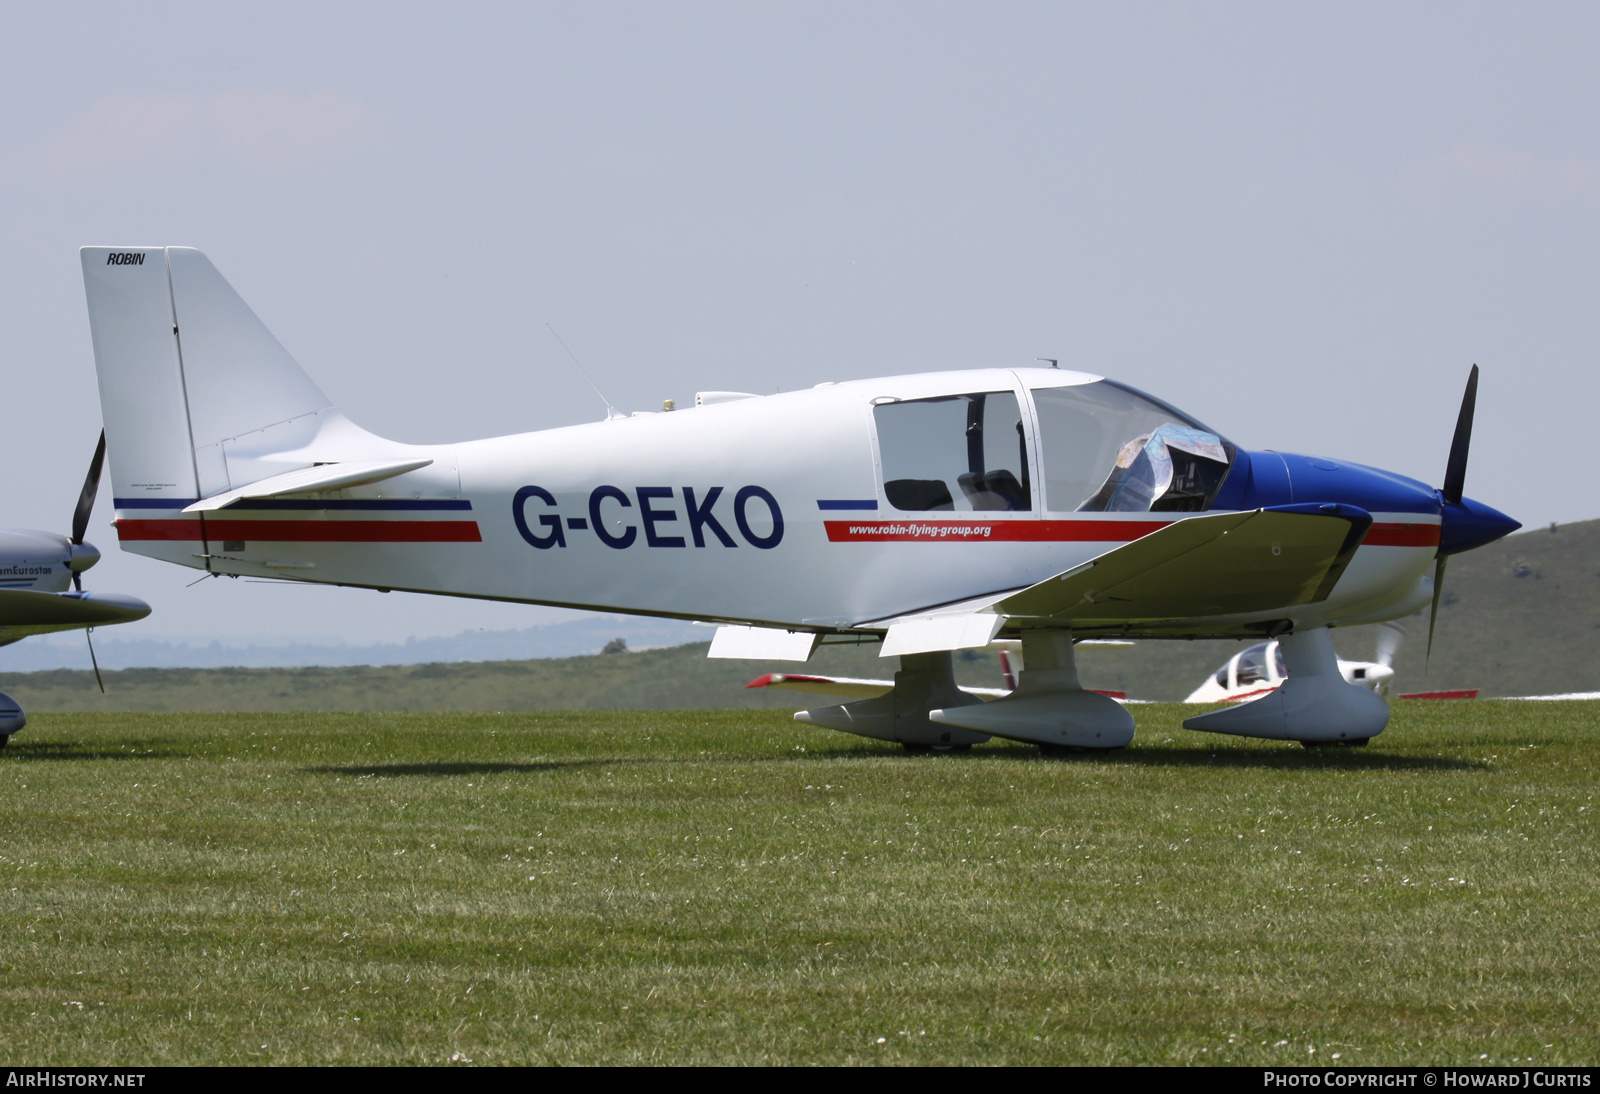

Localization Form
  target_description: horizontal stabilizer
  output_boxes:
[997,506,1370,628]
[183,459,434,512]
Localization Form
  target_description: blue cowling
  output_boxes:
[1210,450,1519,554]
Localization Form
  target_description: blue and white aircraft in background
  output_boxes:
[78,246,1517,753]
[0,434,152,745]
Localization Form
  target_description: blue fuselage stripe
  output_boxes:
[227,499,474,511]
[114,498,472,511]
[817,499,878,510]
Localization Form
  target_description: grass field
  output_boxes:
[1,702,1596,1065]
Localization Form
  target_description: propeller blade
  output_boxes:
[1441,365,1478,505]
[1426,555,1448,670]
[1374,620,1405,669]
[71,430,107,547]
[86,627,105,694]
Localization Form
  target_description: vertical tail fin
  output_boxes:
[81,246,336,505]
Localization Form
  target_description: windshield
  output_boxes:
[1030,380,1234,513]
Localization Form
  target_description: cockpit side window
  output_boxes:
[874,391,1032,513]
[1031,380,1234,513]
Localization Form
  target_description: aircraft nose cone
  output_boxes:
[1438,495,1520,556]
[68,541,101,573]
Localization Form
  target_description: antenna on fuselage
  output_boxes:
[546,324,622,420]
[1036,357,1059,369]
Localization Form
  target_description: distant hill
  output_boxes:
[1382,514,1599,696]
[4,518,1594,711]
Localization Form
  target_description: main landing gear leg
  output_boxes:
[794,651,991,751]
[1182,626,1389,745]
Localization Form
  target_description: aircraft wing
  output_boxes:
[0,590,152,642]
[996,504,1371,628]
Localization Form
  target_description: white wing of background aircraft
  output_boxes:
[80,246,1519,753]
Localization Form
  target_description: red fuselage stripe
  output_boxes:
[824,519,1173,543]
[116,515,1436,548]
[1362,523,1441,547]
[115,519,483,543]
[824,518,1440,545]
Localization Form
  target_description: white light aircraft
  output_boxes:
[0,433,152,744]
[79,247,1519,753]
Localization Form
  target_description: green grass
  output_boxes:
[1,702,1596,1065]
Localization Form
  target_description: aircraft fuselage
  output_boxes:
[108,367,1491,639]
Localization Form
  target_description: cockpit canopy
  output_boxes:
[1215,641,1287,689]
[1031,380,1234,513]
[873,377,1234,514]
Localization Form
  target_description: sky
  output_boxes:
[1,2,1595,646]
